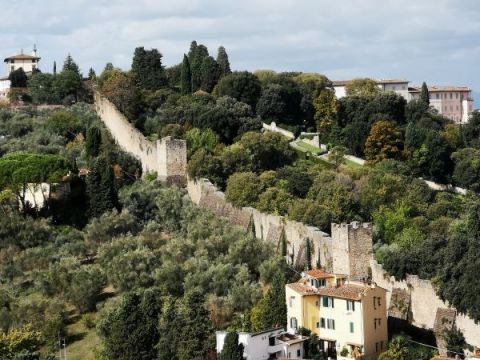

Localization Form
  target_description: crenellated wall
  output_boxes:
[187,178,333,270]
[370,260,480,347]
[94,92,187,184]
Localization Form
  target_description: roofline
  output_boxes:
[4,56,41,62]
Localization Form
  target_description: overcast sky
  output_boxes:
[1,0,479,102]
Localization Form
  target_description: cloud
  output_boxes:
[0,0,479,102]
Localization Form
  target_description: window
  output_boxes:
[373,297,376,310]
[377,297,381,307]
[436,94,439,99]
[289,296,296,307]
[374,318,381,329]
[290,317,298,329]
[327,319,335,330]
[316,321,320,328]
[347,300,356,311]
[450,93,453,99]
[350,322,354,333]
[320,318,326,328]
[456,93,459,99]
[297,349,301,357]
[322,297,334,308]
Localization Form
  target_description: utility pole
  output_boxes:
[58,332,67,360]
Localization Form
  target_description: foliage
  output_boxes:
[444,326,466,359]
[420,82,429,105]
[9,68,28,88]
[345,78,381,97]
[185,127,218,159]
[180,54,192,95]
[225,172,263,207]
[214,71,262,108]
[216,46,231,76]
[0,324,42,358]
[218,331,244,360]
[85,125,102,158]
[452,148,480,191]
[86,156,119,218]
[365,120,403,164]
[314,89,337,140]
[97,289,161,360]
[131,47,167,90]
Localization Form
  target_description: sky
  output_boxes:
[1,0,479,104]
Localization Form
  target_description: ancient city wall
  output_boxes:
[187,178,333,269]
[94,92,186,184]
[370,260,480,347]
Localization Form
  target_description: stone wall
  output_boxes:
[187,178,333,269]
[331,222,373,278]
[370,260,480,347]
[94,92,187,184]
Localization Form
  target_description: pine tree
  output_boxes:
[304,238,312,271]
[218,332,244,360]
[217,46,231,76]
[88,68,96,80]
[104,62,114,71]
[86,156,118,218]
[178,290,214,360]
[200,56,221,92]
[86,125,102,158]
[180,54,192,95]
[263,271,287,328]
[420,82,430,105]
[63,54,81,76]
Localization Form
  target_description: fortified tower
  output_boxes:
[157,136,187,186]
[331,222,373,279]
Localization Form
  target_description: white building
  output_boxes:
[216,329,306,360]
[0,45,40,99]
[332,79,410,100]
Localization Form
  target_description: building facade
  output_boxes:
[409,85,473,124]
[286,270,388,360]
[333,79,474,124]
[1,46,40,99]
[216,329,306,360]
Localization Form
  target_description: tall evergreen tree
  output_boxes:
[190,44,209,91]
[86,156,118,218]
[131,47,167,90]
[157,299,182,360]
[178,290,214,360]
[420,81,430,105]
[263,271,287,328]
[53,61,57,76]
[63,54,81,76]
[180,54,192,95]
[216,46,231,76]
[218,332,244,360]
[281,230,287,257]
[88,68,97,80]
[200,56,221,93]
[304,238,312,271]
[85,125,102,158]
[104,62,114,71]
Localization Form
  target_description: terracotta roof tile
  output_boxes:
[410,85,471,92]
[305,269,335,279]
[317,284,369,301]
[286,282,319,296]
[4,54,40,61]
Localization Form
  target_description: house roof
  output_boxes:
[305,269,335,279]
[409,85,471,93]
[286,282,319,296]
[316,284,370,301]
[4,54,40,62]
[277,333,306,345]
[333,79,409,87]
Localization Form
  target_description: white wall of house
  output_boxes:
[0,79,10,98]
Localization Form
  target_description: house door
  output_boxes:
[327,341,337,359]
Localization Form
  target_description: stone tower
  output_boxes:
[331,222,373,279]
[157,136,187,186]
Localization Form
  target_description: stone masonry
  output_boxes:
[331,222,373,279]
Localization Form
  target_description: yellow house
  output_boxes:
[286,270,388,360]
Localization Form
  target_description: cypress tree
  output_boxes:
[88,68,97,80]
[190,44,209,91]
[178,290,214,360]
[85,125,102,158]
[53,61,57,76]
[217,46,231,76]
[131,47,167,90]
[86,156,118,218]
[157,299,182,360]
[263,271,287,328]
[420,81,430,105]
[8,68,27,88]
[281,230,287,257]
[200,56,221,93]
[304,238,312,271]
[218,332,244,360]
[180,54,192,95]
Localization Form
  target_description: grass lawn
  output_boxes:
[344,158,364,169]
[64,313,100,360]
[294,140,326,155]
